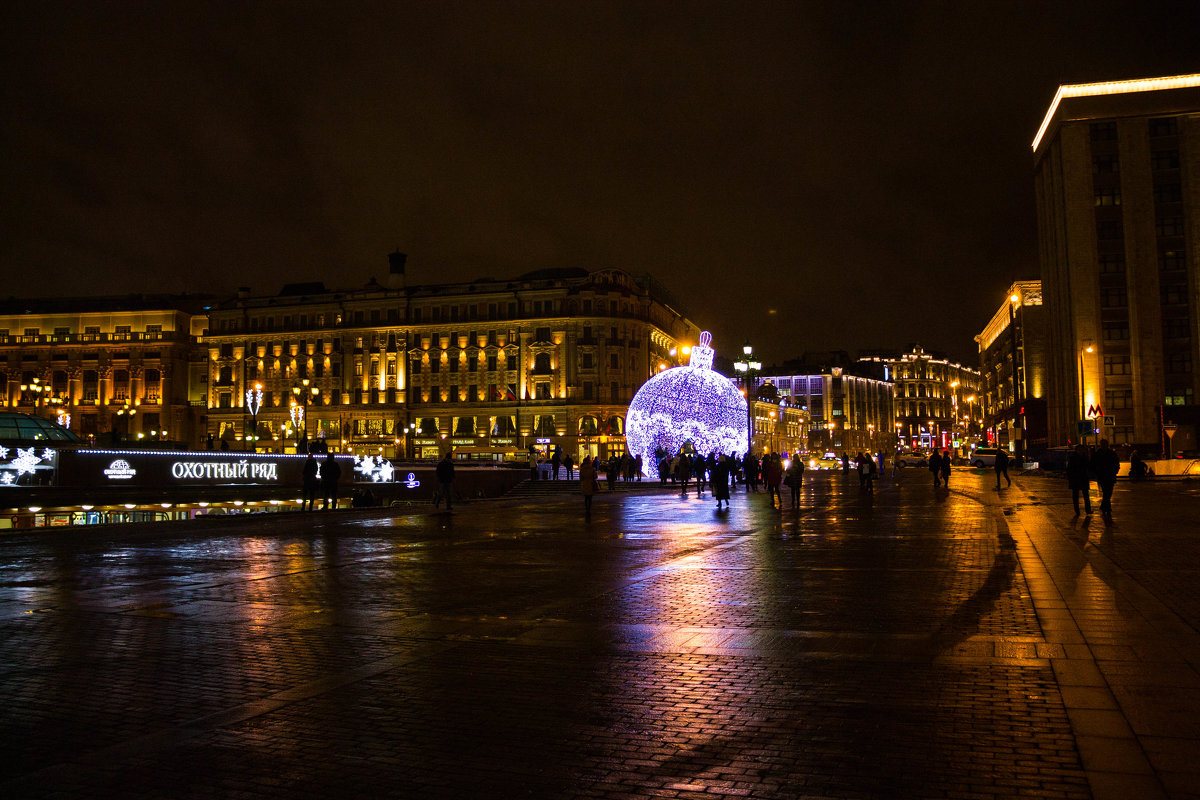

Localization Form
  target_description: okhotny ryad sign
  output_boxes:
[170,460,279,481]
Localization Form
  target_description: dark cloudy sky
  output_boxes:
[3,2,1198,365]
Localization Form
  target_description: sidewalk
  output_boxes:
[1,469,1197,798]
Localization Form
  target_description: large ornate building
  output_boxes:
[0,296,211,446]
[202,255,701,462]
[1034,74,1200,451]
[858,347,982,454]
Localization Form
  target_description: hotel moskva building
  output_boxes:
[201,254,701,462]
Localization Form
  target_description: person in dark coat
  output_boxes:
[995,447,1012,488]
[302,453,319,511]
[550,448,561,480]
[785,455,805,508]
[564,453,574,480]
[1091,438,1121,516]
[321,452,341,511]
[579,455,598,517]
[928,450,943,487]
[763,453,784,510]
[1066,444,1092,515]
[712,455,732,510]
[940,450,952,488]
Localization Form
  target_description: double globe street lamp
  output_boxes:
[291,378,320,453]
[734,341,762,455]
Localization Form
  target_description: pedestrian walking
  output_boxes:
[579,455,598,517]
[841,452,851,477]
[1092,438,1120,516]
[551,448,561,480]
[712,454,732,510]
[564,453,574,480]
[435,451,456,511]
[864,455,878,494]
[321,452,341,511]
[785,455,804,508]
[1066,444,1092,515]
[928,450,942,487]
[302,452,319,511]
[995,447,1012,489]
[764,453,783,510]
[856,453,868,490]
[940,450,952,488]
[678,454,693,496]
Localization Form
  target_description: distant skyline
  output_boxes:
[3,2,1199,365]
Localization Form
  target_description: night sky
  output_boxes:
[4,2,1198,366]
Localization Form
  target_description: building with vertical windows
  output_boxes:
[1034,74,1200,450]
[202,255,701,462]
[757,365,894,455]
[0,296,211,447]
[858,347,982,455]
[975,281,1048,458]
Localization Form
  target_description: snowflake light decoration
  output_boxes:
[625,332,748,479]
[11,447,44,478]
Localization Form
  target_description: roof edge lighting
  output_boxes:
[1032,73,1200,152]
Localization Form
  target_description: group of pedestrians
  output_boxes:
[301,452,342,511]
[1066,438,1120,517]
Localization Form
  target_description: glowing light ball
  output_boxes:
[625,332,748,479]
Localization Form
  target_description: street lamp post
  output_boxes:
[245,382,263,452]
[292,379,319,453]
[1079,345,1094,446]
[733,341,762,456]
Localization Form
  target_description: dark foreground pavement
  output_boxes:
[2,470,1199,799]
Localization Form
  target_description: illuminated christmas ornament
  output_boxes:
[625,332,748,479]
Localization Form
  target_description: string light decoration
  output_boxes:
[625,331,748,479]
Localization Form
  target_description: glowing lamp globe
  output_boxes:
[625,332,748,479]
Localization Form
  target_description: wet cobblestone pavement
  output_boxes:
[2,470,1199,799]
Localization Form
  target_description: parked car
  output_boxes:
[896,451,928,468]
[969,448,1009,468]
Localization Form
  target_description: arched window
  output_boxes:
[605,415,625,435]
[418,417,440,435]
[491,416,516,436]
[453,416,476,435]
[52,370,69,398]
[534,352,552,373]
[534,414,558,436]
[578,415,599,436]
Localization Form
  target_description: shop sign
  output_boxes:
[535,438,551,444]
[490,438,514,446]
[103,459,137,480]
[450,437,476,446]
[413,438,439,446]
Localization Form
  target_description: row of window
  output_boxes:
[224,296,648,333]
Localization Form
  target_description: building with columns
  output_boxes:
[0,296,211,446]
[858,347,982,455]
[202,256,701,462]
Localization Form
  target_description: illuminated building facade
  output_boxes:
[1034,74,1200,450]
[859,348,982,454]
[759,367,893,455]
[0,296,211,447]
[202,256,700,461]
[975,281,1048,457]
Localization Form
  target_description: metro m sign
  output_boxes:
[1086,404,1104,419]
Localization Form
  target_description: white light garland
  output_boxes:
[625,332,748,479]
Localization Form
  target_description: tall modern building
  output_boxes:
[202,256,701,461]
[1034,74,1200,451]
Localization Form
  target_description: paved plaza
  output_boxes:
[2,469,1199,799]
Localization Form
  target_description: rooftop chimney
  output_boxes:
[385,251,407,289]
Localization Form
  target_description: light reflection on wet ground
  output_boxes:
[1,471,1198,797]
